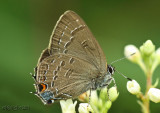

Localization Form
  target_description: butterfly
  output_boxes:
[32,10,116,104]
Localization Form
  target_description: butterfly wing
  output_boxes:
[35,53,99,103]
[34,10,108,104]
[48,10,107,73]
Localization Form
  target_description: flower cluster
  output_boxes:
[60,87,119,113]
[124,40,160,113]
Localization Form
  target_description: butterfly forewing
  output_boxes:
[48,11,107,73]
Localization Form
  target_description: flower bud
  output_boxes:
[124,45,141,63]
[148,88,160,103]
[127,80,141,95]
[78,103,94,113]
[60,99,77,113]
[108,87,119,102]
[105,101,112,109]
[100,87,107,101]
[90,90,99,106]
[140,40,155,56]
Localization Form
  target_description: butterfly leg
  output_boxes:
[101,77,117,90]
[88,88,92,106]
[111,77,118,93]
[99,77,117,101]
[106,87,111,101]
[98,84,111,101]
[107,77,118,101]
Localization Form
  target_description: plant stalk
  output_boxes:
[141,70,152,113]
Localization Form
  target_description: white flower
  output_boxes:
[78,103,93,113]
[124,45,141,63]
[60,99,77,113]
[127,80,141,95]
[108,87,119,102]
[148,88,160,103]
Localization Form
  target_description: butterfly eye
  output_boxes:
[109,67,113,74]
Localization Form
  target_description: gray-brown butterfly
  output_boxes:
[32,10,117,104]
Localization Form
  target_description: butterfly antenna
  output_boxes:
[115,69,132,81]
[110,53,135,65]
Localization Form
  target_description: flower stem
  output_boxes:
[141,70,152,113]
[137,59,147,75]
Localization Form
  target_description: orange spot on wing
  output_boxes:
[41,84,46,92]
[38,83,47,92]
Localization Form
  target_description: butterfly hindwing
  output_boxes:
[35,53,99,103]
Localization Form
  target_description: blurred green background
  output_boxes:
[0,0,160,113]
